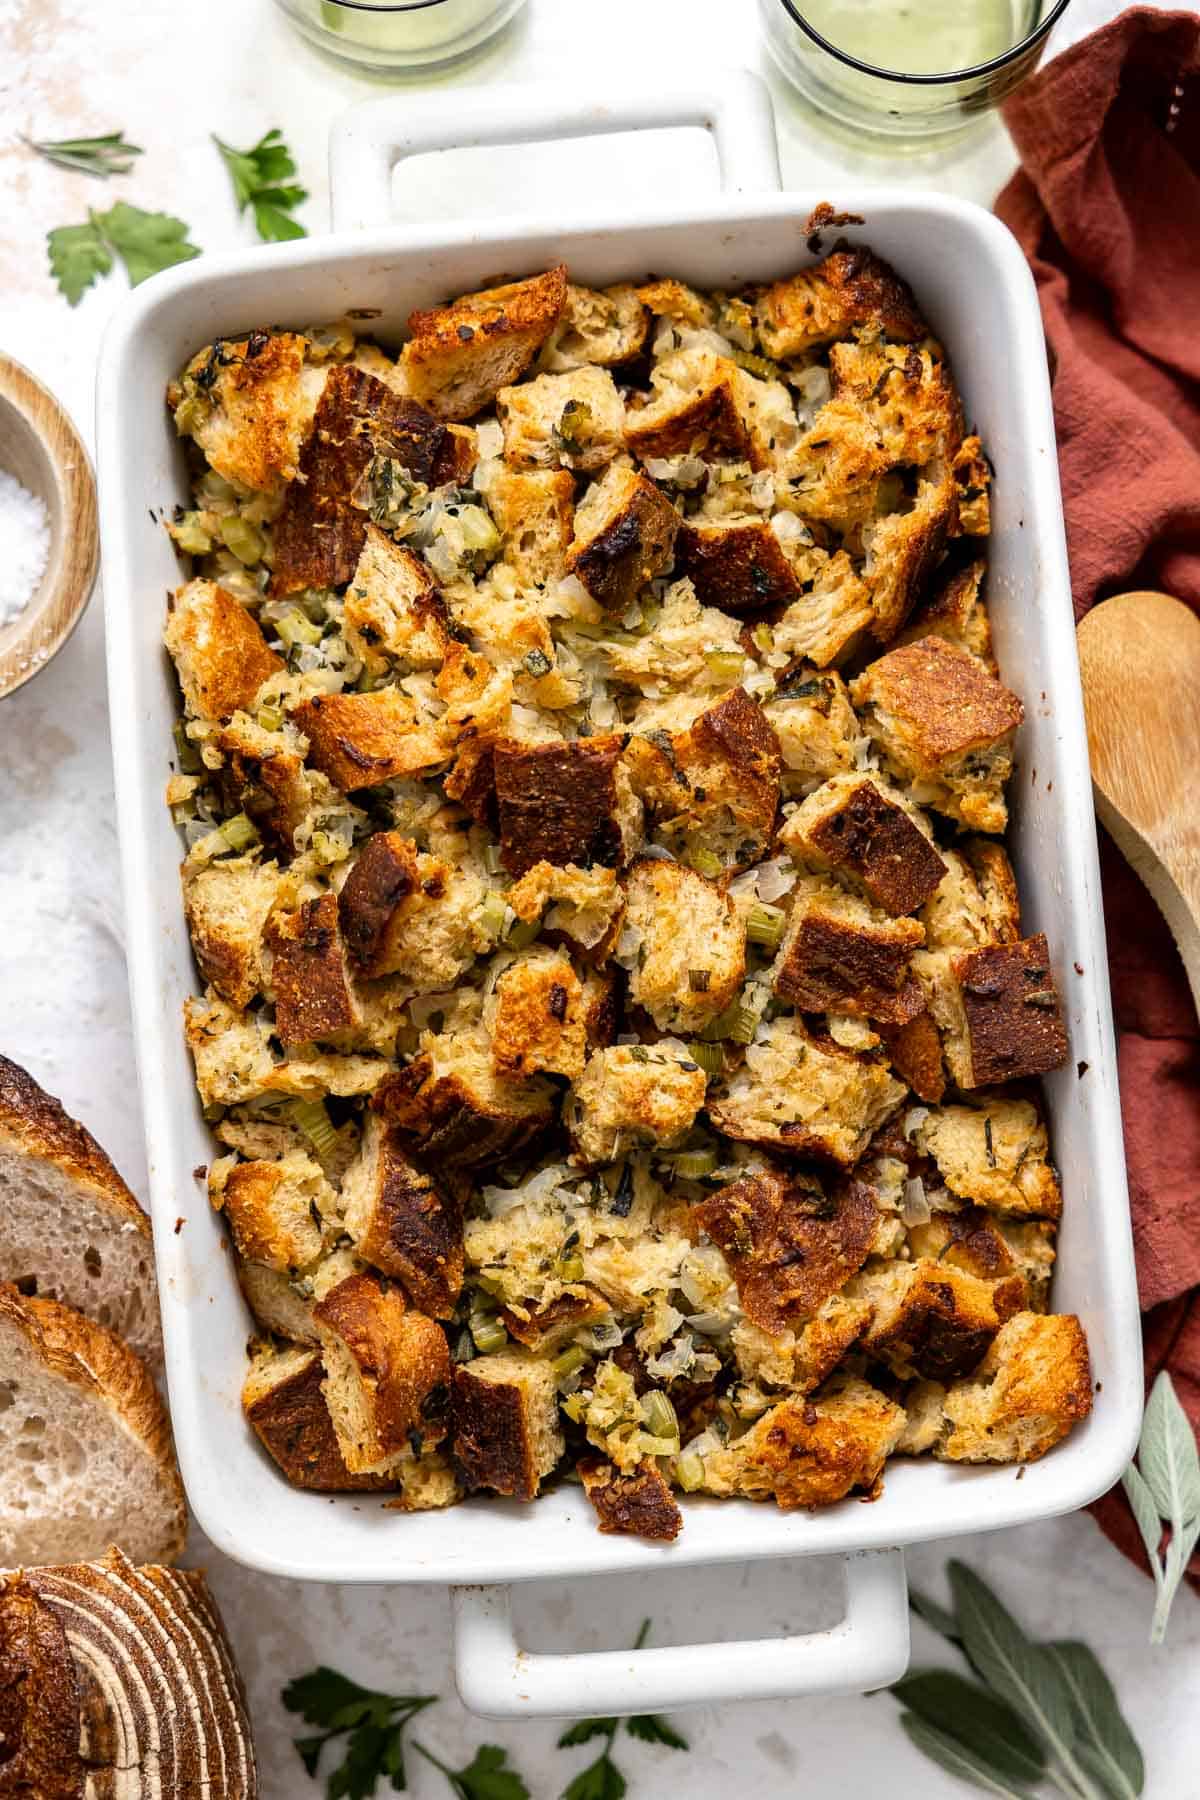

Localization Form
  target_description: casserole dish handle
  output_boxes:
[451,1548,908,1717]
[328,69,782,232]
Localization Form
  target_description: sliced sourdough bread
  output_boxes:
[0,1548,258,1798]
[0,1053,162,1370]
[0,1285,186,1569]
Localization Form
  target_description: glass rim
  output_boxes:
[772,0,1073,85]
[315,0,458,13]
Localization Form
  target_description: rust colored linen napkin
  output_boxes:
[995,7,1200,1581]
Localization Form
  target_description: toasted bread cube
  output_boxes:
[878,1008,946,1104]
[956,935,1068,1086]
[862,471,959,641]
[313,1271,451,1473]
[763,665,864,789]
[164,580,282,722]
[484,466,575,588]
[765,550,876,669]
[399,265,568,420]
[567,464,680,612]
[696,1376,906,1508]
[267,893,360,1046]
[850,637,1024,834]
[341,1113,463,1317]
[921,840,1021,952]
[343,525,452,674]
[500,1288,613,1354]
[675,517,802,615]
[494,734,642,875]
[373,1025,555,1169]
[184,991,389,1108]
[579,1457,682,1541]
[731,1292,873,1393]
[289,689,445,792]
[601,579,748,695]
[953,436,991,537]
[697,1169,879,1333]
[243,1343,398,1491]
[237,1259,322,1344]
[211,1148,338,1273]
[567,1042,707,1165]
[497,365,625,472]
[625,350,760,465]
[269,366,474,596]
[183,856,282,1009]
[636,278,716,328]
[707,1016,907,1166]
[937,1311,1092,1463]
[338,831,487,988]
[896,556,993,667]
[907,1210,1056,1309]
[506,861,625,956]
[754,248,926,359]
[213,715,312,855]
[433,641,514,743]
[779,406,896,539]
[539,283,649,371]
[170,330,326,495]
[913,1099,1062,1219]
[782,773,946,915]
[452,1351,564,1499]
[769,874,925,1023]
[485,947,612,1081]
[853,1258,1024,1381]
[625,686,781,870]
[388,1445,464,1511]
[622,858,745,1034]
[828,338,961,467]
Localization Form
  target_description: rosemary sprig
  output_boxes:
[25,129,144,178]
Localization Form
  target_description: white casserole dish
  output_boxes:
[97,73,1142,1718]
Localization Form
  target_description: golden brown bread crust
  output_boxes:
[878,1008,946,1103]
[165,582,283,723]
[797,779,947,915]
[0,1575,83,1800]
[579,1457,682,1542]
[372,1057,553,1170]
[313,1272,452,1461]
[214,727,310,857]
[696,1171,878,1334]
[500,1288,612,1353]
[567,469,680,613]
[859,1260,1025,1382]
[625,360,755,464]
[267,894,359,1046]
[755,247,926,359]
[289,688,444,791]
[451,1358,558,1500]
[243,1347,398,1491]
[0,1055,148,1241]
[402,266,568,420]
[938,1311,1092,1463]
[626,687,782,869]
[494,735,631,875]
[957,934,1068,1086]
[852,636,1025,770]
[725,1380,906,1508]
[337,831,422,975]
[674,519,802,615]
[772,910,925,1023]
[488,953,610,1081]
[269,366,473,595]
[897,556,993,666]
[0,1286,186,1562]
[346,1119,464,1318]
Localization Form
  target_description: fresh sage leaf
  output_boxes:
[1121,1461,1164,1569]
[892,1670,1045,1786]
[1139,1370,1200,1527]
[899,1714,1034,1799]
[1043,1642,1144,1799]
[1153,1513,1200,1645]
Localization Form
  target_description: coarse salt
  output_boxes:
[0,469,51,627]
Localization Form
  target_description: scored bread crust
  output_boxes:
[0,1286,186,1569]
[0,1055,162,1371]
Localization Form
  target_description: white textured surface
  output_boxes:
[1,0,1196,1793]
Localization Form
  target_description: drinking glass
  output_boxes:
[759,0,1073,146]
[273,0,528,74]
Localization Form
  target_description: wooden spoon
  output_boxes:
[1077,590,1200,1015]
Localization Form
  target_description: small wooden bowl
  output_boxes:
[0,356,99,700]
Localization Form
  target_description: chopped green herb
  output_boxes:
[48,201,200,305]
[415,1741,531,1800]
[282,1665,437,1797]
[25,129,144,179]
[213,128,308,242]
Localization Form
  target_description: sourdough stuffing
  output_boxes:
[162,247,1089,1536]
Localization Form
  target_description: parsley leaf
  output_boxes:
[213,128,308,242]
[414,1741,531,1800]
[555,1622,688,1798]
[281,1666,436,1795]
[47,218,112,304]
[46,202,199,305]
[25,129,143,178]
